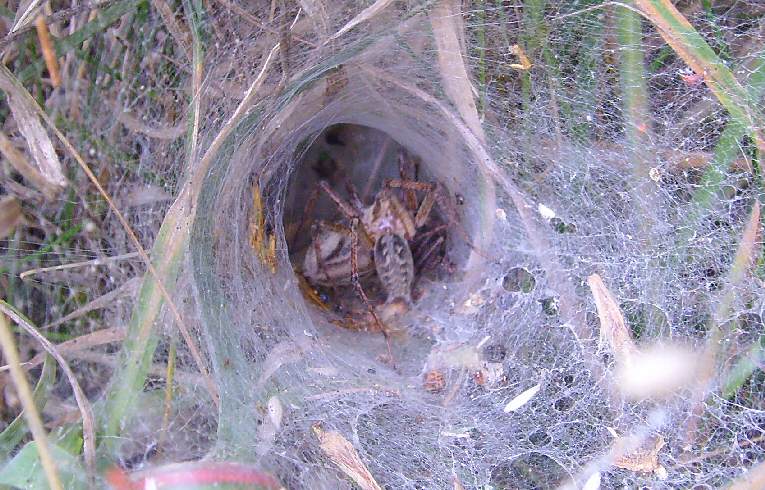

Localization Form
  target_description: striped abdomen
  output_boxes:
[374,231,414,304]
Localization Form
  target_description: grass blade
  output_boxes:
[0,301,95,477]
[692,47,765,211]
[635,0,764,150]
[0,355,55,458]
[0,314,63,490]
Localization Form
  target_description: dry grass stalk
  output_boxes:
[453,474,466,490]
[74,351,203,386]
[429,0,484,143]
[0,314,64,490]
[151,0,191,61]
[0,63,221,408]
[190,42,280,198]
[327,0,393,42]
[10,0,43,33]
[20,252,141,280]
[0,130,59,199]
[34,15,60,87]
[0,326,126,373]
[42,278,140,330]
[212,0,315,48]
[701,199,761,379]
[686,200,762,442]
[428,0,497,282]
[587,273,638,365]
[0,301,96,476]
[0,195,23,240]
[312,423,382,490]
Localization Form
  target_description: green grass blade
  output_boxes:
[693,49,765,211]
[0,356,56,458]
[617,2,650,150]
[721,333,765,399]
[101,0,209,447]
[636,0,763,140]
[100,191,189,446]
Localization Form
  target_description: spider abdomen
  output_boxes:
[374,231,414,304]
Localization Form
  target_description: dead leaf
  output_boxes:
[0,130,59,199]
[312,423,382,490]
[587,274,638,365]
[613,435,667,478]
[0,70,66,190]
[509,44,533,70]
[0,196,22,239]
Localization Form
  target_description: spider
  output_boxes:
[299,149,460,335]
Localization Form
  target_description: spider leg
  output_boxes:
[412,223,449,245]
[350,217,395,365]
[318,180,362,220]
[383,178,436,228]
[385,178,485,256]
[415,235,446,273]
[344,179,365,211]
[397,150,419,212]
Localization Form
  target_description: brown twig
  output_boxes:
[0,0,115,53]
[34,15,60,87]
